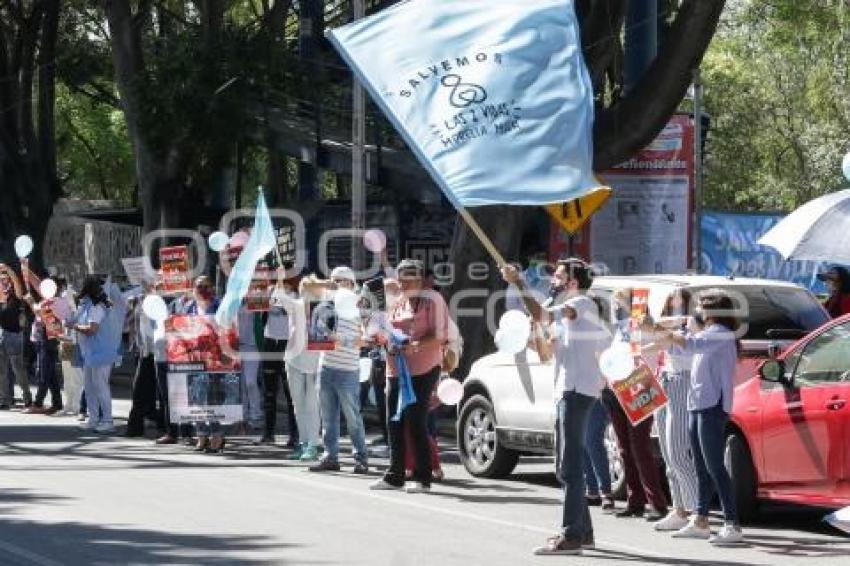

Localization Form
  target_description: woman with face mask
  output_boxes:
[651,290,743,545]
[0,265,28,410]
[818,265,850,318]
[650,290,700,532]
[71,276,115,434]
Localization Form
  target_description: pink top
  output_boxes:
[386,290,451,378]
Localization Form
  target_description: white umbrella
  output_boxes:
[758,188,850,263]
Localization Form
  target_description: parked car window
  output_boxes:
[792,321,850,387]
[731,287,829,341]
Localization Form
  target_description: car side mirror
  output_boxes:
[759,359,787,385]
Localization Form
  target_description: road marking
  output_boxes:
[0,540,65,566]
[241,466,666,559]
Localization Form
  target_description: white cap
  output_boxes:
[330,266,356,283]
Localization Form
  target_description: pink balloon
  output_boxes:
[363,229,387,253]
[437,378,464,406]
[229,230,250,249]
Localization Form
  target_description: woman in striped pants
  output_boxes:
[652,291,699,532]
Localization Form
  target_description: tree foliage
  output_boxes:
[701,0,850,211]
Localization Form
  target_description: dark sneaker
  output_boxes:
[586,495,602,507]
[582,532,595,550]
[352,462,369,475]
[602,496,616,511]
[309,458,341,472]
[45,406,62,416]
[23,406,48,414]
[615,507,644,518]
[645,509,667,522]
[0,404,10,411]
[533,535,582,556]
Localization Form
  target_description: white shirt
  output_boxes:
[552,295,608,398]
[270,290,319,374]
[264,288,290,340]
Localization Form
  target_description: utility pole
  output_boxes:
[693,68,704,272]
[351,0,367,273]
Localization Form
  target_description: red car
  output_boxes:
[728,314,850,519]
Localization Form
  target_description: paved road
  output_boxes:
[1,395,848,566]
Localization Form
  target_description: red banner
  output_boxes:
[245,264,271,312]
[159,246,191,294]
[165,315,240,372]
[611,363,669,426]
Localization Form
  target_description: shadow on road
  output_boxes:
[0,488,313,565]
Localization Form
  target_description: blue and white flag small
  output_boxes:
[328,0,605,208]
[216,190,277,327]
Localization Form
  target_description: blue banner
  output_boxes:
[701,211,825,292]
[327,0,604,208]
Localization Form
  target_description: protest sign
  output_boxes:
[121,257,149,287]
[159,246,191,294]
[166,314,242,424]
[41,300,64,340]
[245,264,271,312]
[306,298,337,351]
[610,363,668,426]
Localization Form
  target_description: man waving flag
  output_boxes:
[327,0,606,209]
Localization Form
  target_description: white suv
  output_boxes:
[456,275,830,493]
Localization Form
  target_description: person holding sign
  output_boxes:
[606,289,669,522]
[0,264,29,409]
[650,290,744,545]
[21,271,70,415]
[650,291,700,532]
[502,258,608,556]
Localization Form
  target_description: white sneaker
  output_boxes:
[709,525,744,545]
[94,423,116,434]
[369,478,403,491]
[654,511,690,532]
[77,422,96,431]
[671,519,711,539]
[404,481,431,494]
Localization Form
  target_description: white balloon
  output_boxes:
[334,288,360,320]
[14,235,33,259]
[142,294,169,322]
[359,357,373,383]
[500,310,530,332]
[495,310,530,354]
[363,229,387,253]
[208,231,229,252]
[39,279,58,300]
[599,342,635,382]
[437,378,464,406]
[843,151,850,182]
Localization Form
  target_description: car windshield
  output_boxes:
[733,286,829,340]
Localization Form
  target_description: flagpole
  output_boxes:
[456,208,507,267]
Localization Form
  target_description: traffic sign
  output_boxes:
[546,187,612,235]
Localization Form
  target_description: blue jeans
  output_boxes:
[555,391,595,540]
[690,403,737,523]
[319,366,367,464]
[583,398,612,496]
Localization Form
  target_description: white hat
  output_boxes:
[330,266,356,283]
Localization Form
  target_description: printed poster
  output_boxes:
[245,264,271,312]
[41,300,64,340]
[159,246,191,294]
[610,363,668,426]
[165,314,243,424]
[306,298,336,351]
[588,114,695,275]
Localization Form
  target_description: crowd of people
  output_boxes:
[7,250,849,557]
[0,255,458,496]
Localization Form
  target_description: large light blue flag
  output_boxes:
[327,0,603,208]
[216,190,277,327]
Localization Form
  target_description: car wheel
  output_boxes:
[458,394,519,478]
[605,422,627,500]
[725,431,758,523]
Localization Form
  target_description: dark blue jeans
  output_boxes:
[583,398,612,496]
[555,391,595,540]
[689,403,737,523]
